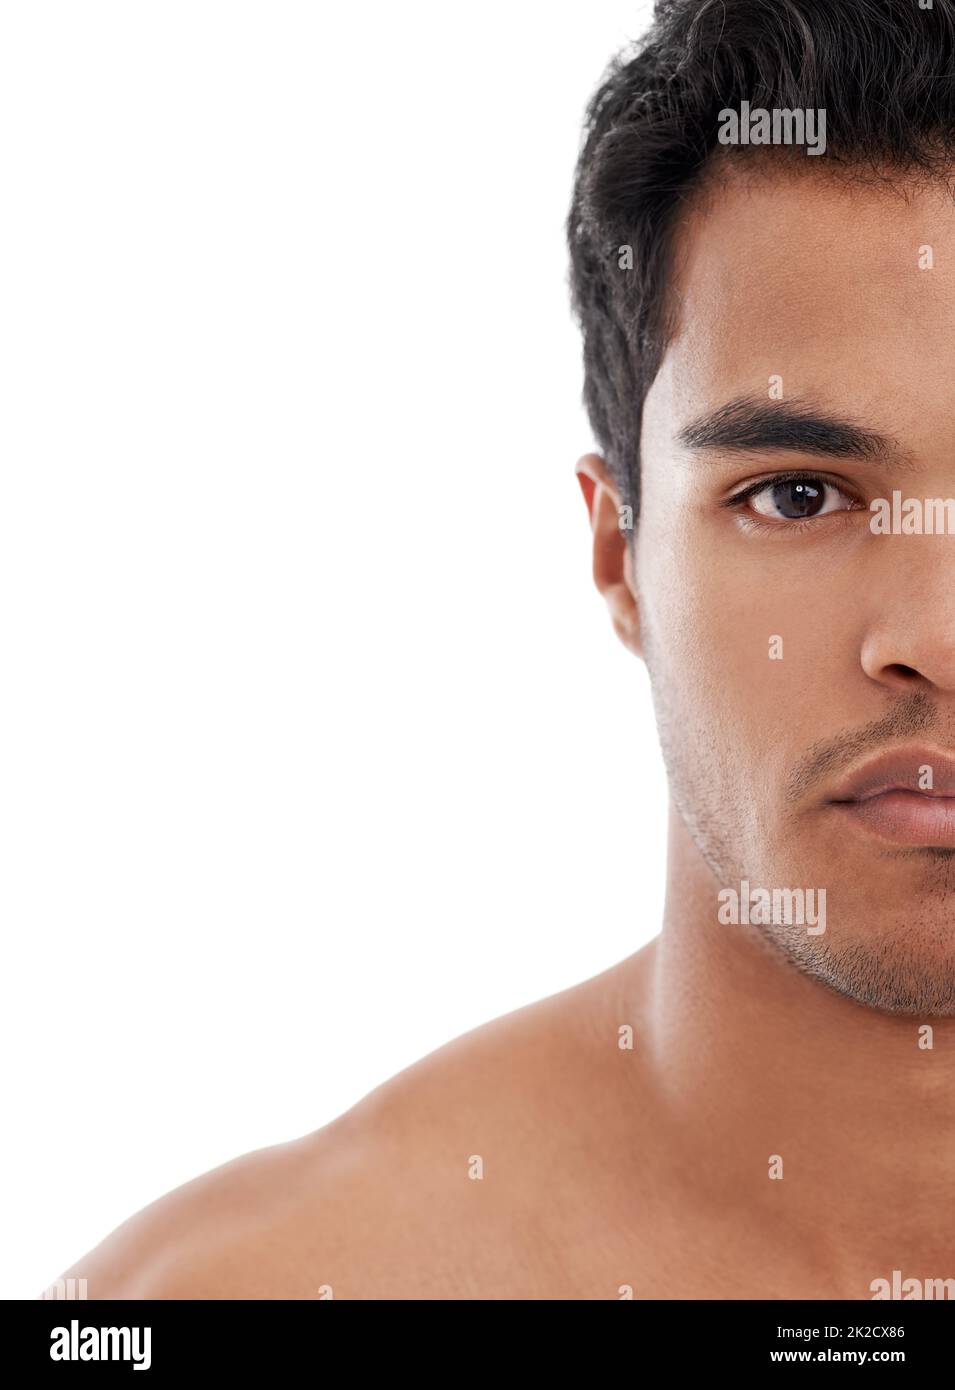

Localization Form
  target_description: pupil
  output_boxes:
[772,480,823,518]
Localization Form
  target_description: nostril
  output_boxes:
[885,663,921,680]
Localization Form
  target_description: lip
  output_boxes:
[827,747,955,846]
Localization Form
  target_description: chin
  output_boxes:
[782,930,955,1017]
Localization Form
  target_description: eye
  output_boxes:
[736,474,859,521]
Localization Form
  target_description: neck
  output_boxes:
[646,802,955,1285]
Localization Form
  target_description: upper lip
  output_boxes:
[828,747,955,803]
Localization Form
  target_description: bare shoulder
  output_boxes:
[55,951,654,1300]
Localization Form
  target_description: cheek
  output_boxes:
[635,491,744,692]
[636,502,850,758]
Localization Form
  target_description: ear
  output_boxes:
[575,452,642,658]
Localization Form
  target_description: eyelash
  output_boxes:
[721,470,863,529]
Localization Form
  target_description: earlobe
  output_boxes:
[574,452,643,658]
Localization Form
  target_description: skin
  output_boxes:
[52,162,955,1300]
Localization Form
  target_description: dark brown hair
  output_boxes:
[568,0,955,515]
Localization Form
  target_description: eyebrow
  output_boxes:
[676,395,902,463]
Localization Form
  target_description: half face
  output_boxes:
[634,160,955,1014]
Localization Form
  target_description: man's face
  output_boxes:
[636,162,955,1014]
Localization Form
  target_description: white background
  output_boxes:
[0,0,662,1298]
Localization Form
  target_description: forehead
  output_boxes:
[643,162,955,456]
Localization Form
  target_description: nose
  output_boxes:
[860,538,955,694]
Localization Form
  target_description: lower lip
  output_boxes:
[832,791,955,846]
